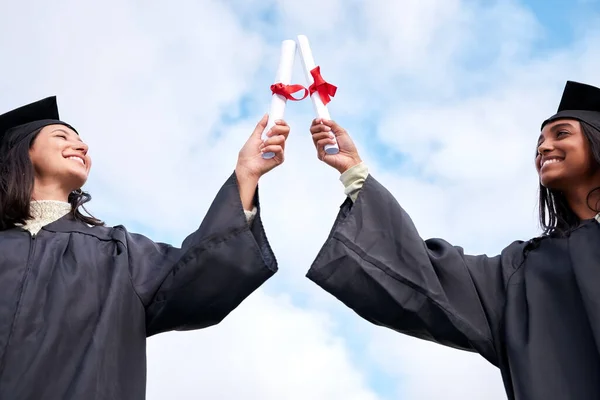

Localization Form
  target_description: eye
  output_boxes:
[556,130,569,138]
[56,134,67,139]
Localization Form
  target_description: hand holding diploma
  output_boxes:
[236,114,290,210]
[309,118,362,174]
[254,33,343,185]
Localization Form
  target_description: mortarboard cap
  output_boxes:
[0,96,76,150]
[541,81,600,132]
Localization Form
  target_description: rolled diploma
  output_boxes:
[261,40,297,159]
[296,34,339,155]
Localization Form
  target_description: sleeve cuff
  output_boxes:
[244,207,258,224]
[340,162,369,202]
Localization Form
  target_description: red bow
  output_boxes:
[309,66,337,105]
[270,83,309,101]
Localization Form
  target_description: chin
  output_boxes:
[66,173,89,193]
[539,174,568,191]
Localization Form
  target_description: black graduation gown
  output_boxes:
[307,174,600,400]
[0,172,277,400]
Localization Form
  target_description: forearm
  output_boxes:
[309,174,505,362]
[145,229,277,336]
[234,168,259,224]
[236,170,258,210]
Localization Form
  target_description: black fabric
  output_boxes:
[542,80,600,131]
[308,174,600,399]
[0,172,277,399]
[0,97,76,150]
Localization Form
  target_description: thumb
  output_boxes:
[252,113,269,138]
[322,119,346,137]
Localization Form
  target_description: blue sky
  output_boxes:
[528,0,598,48]
[2,0,600,398]
[148,1,599,398]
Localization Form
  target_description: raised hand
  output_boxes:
[235,114,290,210]
[309,118,362,174]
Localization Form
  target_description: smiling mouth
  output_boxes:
[66,156,85,166]
[541,158,563,169]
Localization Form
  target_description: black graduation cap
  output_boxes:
[0,96,76,150]
[542,81,600,132]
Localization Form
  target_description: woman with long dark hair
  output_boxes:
[0,96,287,399]
[306,80,600,399]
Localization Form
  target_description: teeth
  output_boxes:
[67,156,85,166]
[542,159,562,167]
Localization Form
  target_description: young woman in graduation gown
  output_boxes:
[307,80,600,400]
[0,97,287,400]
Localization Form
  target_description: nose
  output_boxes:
[537,139,553,156]
[72,141,89,155]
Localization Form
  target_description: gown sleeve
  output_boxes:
[114,172,277,337]
[306,173,526,365]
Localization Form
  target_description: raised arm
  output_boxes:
[120,115,290,336]
[306,118,526,365]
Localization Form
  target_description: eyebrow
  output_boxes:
[537,123,574,144]
[51,128,83,142]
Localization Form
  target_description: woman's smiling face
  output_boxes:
[536,119,597,190]
[28,124,92,192]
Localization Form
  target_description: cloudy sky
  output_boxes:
[2,0,600,398]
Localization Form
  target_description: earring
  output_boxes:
[73,188,83,195]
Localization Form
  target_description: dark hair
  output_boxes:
[0,127,103,230]
[538,120,600,236]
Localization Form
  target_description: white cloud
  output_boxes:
[146,292,378,400]
[2,0,600,399]
[367,328,507,400]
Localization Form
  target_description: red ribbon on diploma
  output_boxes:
[309,66,337,105]
[270,83,309,101]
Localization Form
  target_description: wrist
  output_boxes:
[337,157,362,175]
[235,165,260,186]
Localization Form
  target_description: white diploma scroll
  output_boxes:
[296,34,339,155]
[261,40,297,159]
